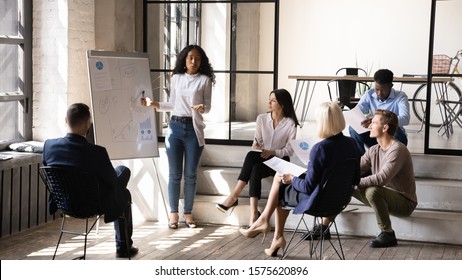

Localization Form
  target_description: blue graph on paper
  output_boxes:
[299,141,309,150]
[139,116,153,141]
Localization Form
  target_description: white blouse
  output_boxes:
[158,73,212,146]
[253,112,297,158]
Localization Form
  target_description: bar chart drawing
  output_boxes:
[139,115,153,141]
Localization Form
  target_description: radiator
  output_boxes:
[0,152,55,238]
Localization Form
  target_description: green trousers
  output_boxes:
[353,186,415,231]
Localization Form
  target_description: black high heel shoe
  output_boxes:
[216,199,239,214]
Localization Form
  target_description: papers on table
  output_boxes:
[263,157,306,176]
[343,105,370,134]
[289,137,320,166]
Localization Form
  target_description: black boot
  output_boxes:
[303,224,331,240]
[370,231,398,248]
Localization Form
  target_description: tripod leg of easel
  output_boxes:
[152,158,169,221]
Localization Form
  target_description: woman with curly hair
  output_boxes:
[141,45,215,229]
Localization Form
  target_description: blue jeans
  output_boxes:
[113,165,133,251]
[349,126,408,155]
[166,119,204,214]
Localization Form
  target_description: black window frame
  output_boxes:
[143,0,279,146]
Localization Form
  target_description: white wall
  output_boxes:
[33,0,137,141]
[32,0,72,140]
[258,4,276,114]
[95,0,136,52]
[68,0,96,107]
[202,3,229,123]
[278,0,462,120]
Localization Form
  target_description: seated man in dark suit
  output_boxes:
[42,103,138,258]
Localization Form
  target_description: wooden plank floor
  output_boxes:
[1,218,462,260]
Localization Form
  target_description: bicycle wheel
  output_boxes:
[411,82,462,127]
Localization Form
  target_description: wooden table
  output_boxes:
[289,75,452,83]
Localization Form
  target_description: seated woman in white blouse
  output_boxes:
[216,88,299,226]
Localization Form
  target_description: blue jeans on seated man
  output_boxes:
[113,165,134,252]
[349,126,408,155]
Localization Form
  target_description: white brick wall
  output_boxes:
[33,0,70,140]
[32,0,136,141]
[32,0,96,141]
[68,0,95,106]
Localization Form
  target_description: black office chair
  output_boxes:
[39,166,130,260]
[281,158,360,260]
[327,67,370,109]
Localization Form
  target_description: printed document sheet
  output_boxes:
[343,105,369,134]
[263,157,306,176]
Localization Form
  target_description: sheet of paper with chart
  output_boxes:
[290,137,320,166]
[343,105,370,134]
[263,157,306,176]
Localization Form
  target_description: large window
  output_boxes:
[145,0,279,145]
[0,0,32,148]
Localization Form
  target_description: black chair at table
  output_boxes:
[39,166,130,260]
[327,67,370,110]
[281,158,360,260]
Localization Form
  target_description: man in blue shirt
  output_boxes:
[349,69,410,155]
